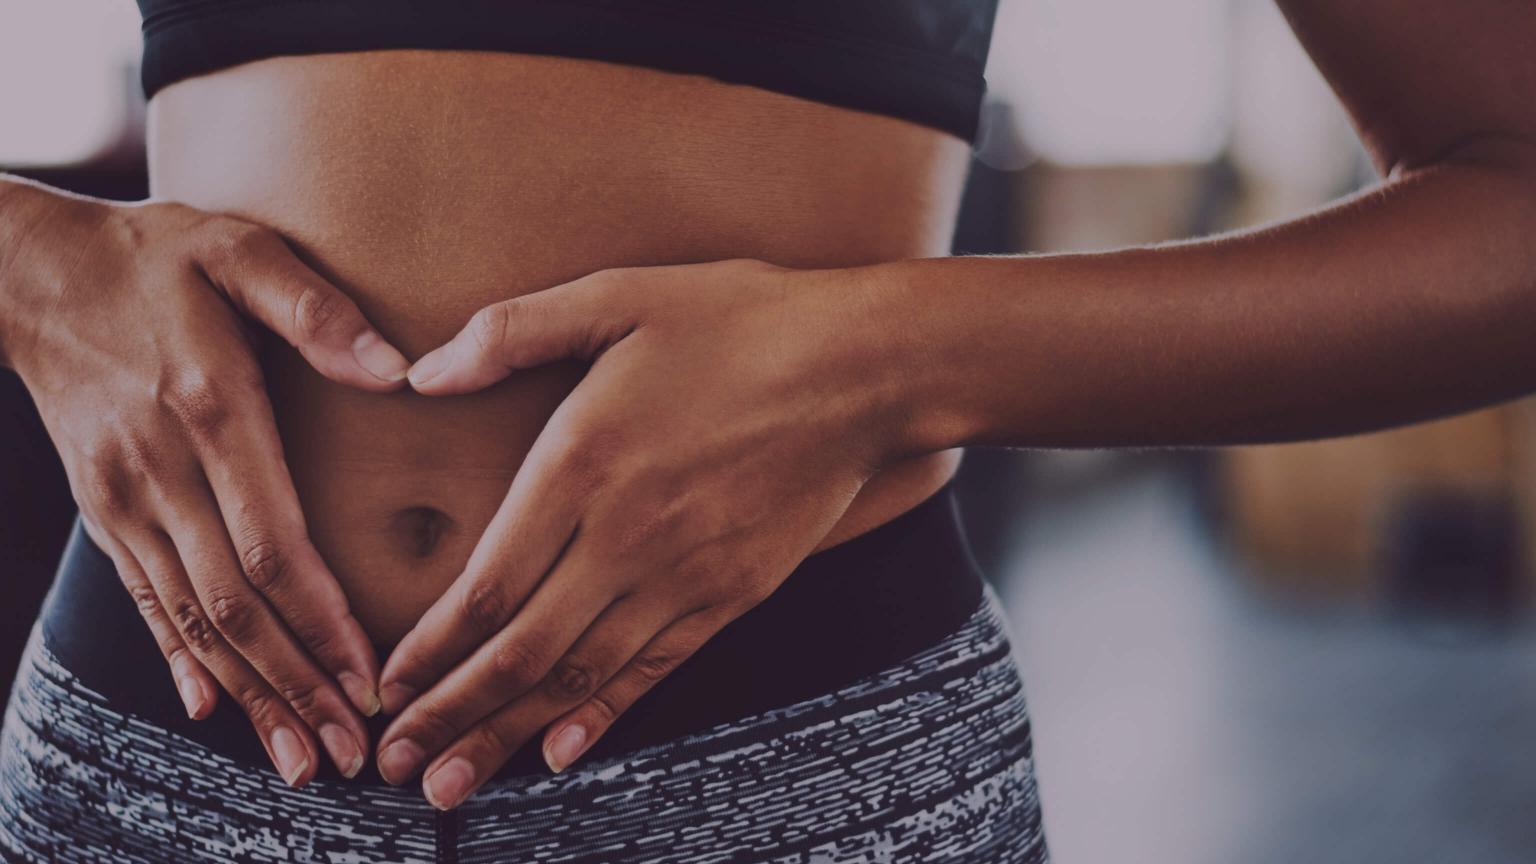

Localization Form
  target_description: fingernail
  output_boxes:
[320,724,365,779]
[406,348,450,389]
[352,330,410,383]
[177,676,209,719]
[339,671,381,717]
[270,726,310,787]
[544,724,587,774]
[378,739,424,785]
[423,757,475,811]
[378,682,416,715]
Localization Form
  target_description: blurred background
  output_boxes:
[3,1,1535,861]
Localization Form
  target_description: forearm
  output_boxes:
[882,141,1536,451]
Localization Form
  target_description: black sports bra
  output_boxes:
[134,0,999,141]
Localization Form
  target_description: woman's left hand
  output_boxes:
[372,258,928,808]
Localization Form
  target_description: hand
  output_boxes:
[374,258,925,808]
[0,185,411,785]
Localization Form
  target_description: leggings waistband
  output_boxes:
[38,482,984,784]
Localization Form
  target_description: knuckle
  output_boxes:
[734,257,778,274]
[408,699,459,741]
[580,268,629,294]
[553,439,613,500]
[728,581,774,613]
[157,369,232,437]
[678,545,769,607]
[292,284,347,341]
[291,618,340,657]
[239,539,290,593]
[747,569,782,606]
[239,689,283,728]
[128,583,163,618]
[490,639,544,692]
[544,657,596,702]
[468,302,514,355]
[471,721,514,758]
[275,680,326,719]
[118,433,165,480]
[674,553,715,588]
[586,690,623,725]
[460,581,509,634]
[82,460,136,517]
[165,642,196,672]
[172,600,219,653]
[730,564,775,606]
[206,591,257,641]
[201,219,271,272]
[630,648,677,686]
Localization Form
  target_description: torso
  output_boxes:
[147,50,970,643]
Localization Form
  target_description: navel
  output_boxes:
[389,506,450,559]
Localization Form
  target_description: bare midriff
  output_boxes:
[147,50,970,644]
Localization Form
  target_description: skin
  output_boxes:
[376,0,1536,810]
[3,0,1533,811]
[0,180,404,784]
[2,50,968,785]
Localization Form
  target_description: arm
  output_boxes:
[0,175,410,784]
[895,0,1536,450]
[369,1,1536,806]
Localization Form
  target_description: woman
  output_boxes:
[2,0,1534,860]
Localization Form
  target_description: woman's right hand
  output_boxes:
[0,180,408,786]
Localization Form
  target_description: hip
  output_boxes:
[2,491,1048,861]
[28,480,987,782]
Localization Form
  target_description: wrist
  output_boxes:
[835,257,985,464]
[0,177,110,371]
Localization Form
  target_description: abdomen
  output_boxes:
[146,49,971,643]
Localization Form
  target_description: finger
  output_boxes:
[407,273,633,394]
[192,391,382,717]
[415,599,675,810]
[542,608,726,774]
[376,567,612,786]
[197,220,409,389]
[127,527,324,787]
[376,448,580,714]
[158,488,370,780]
[95,529,218,719]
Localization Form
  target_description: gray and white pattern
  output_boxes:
[1,593,1047,863]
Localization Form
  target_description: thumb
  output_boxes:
[408,274,634,395]
[199,222,410,390]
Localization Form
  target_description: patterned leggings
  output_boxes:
[1,592,1048,863]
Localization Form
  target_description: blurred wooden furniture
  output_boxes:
[1224,400,1536,599]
